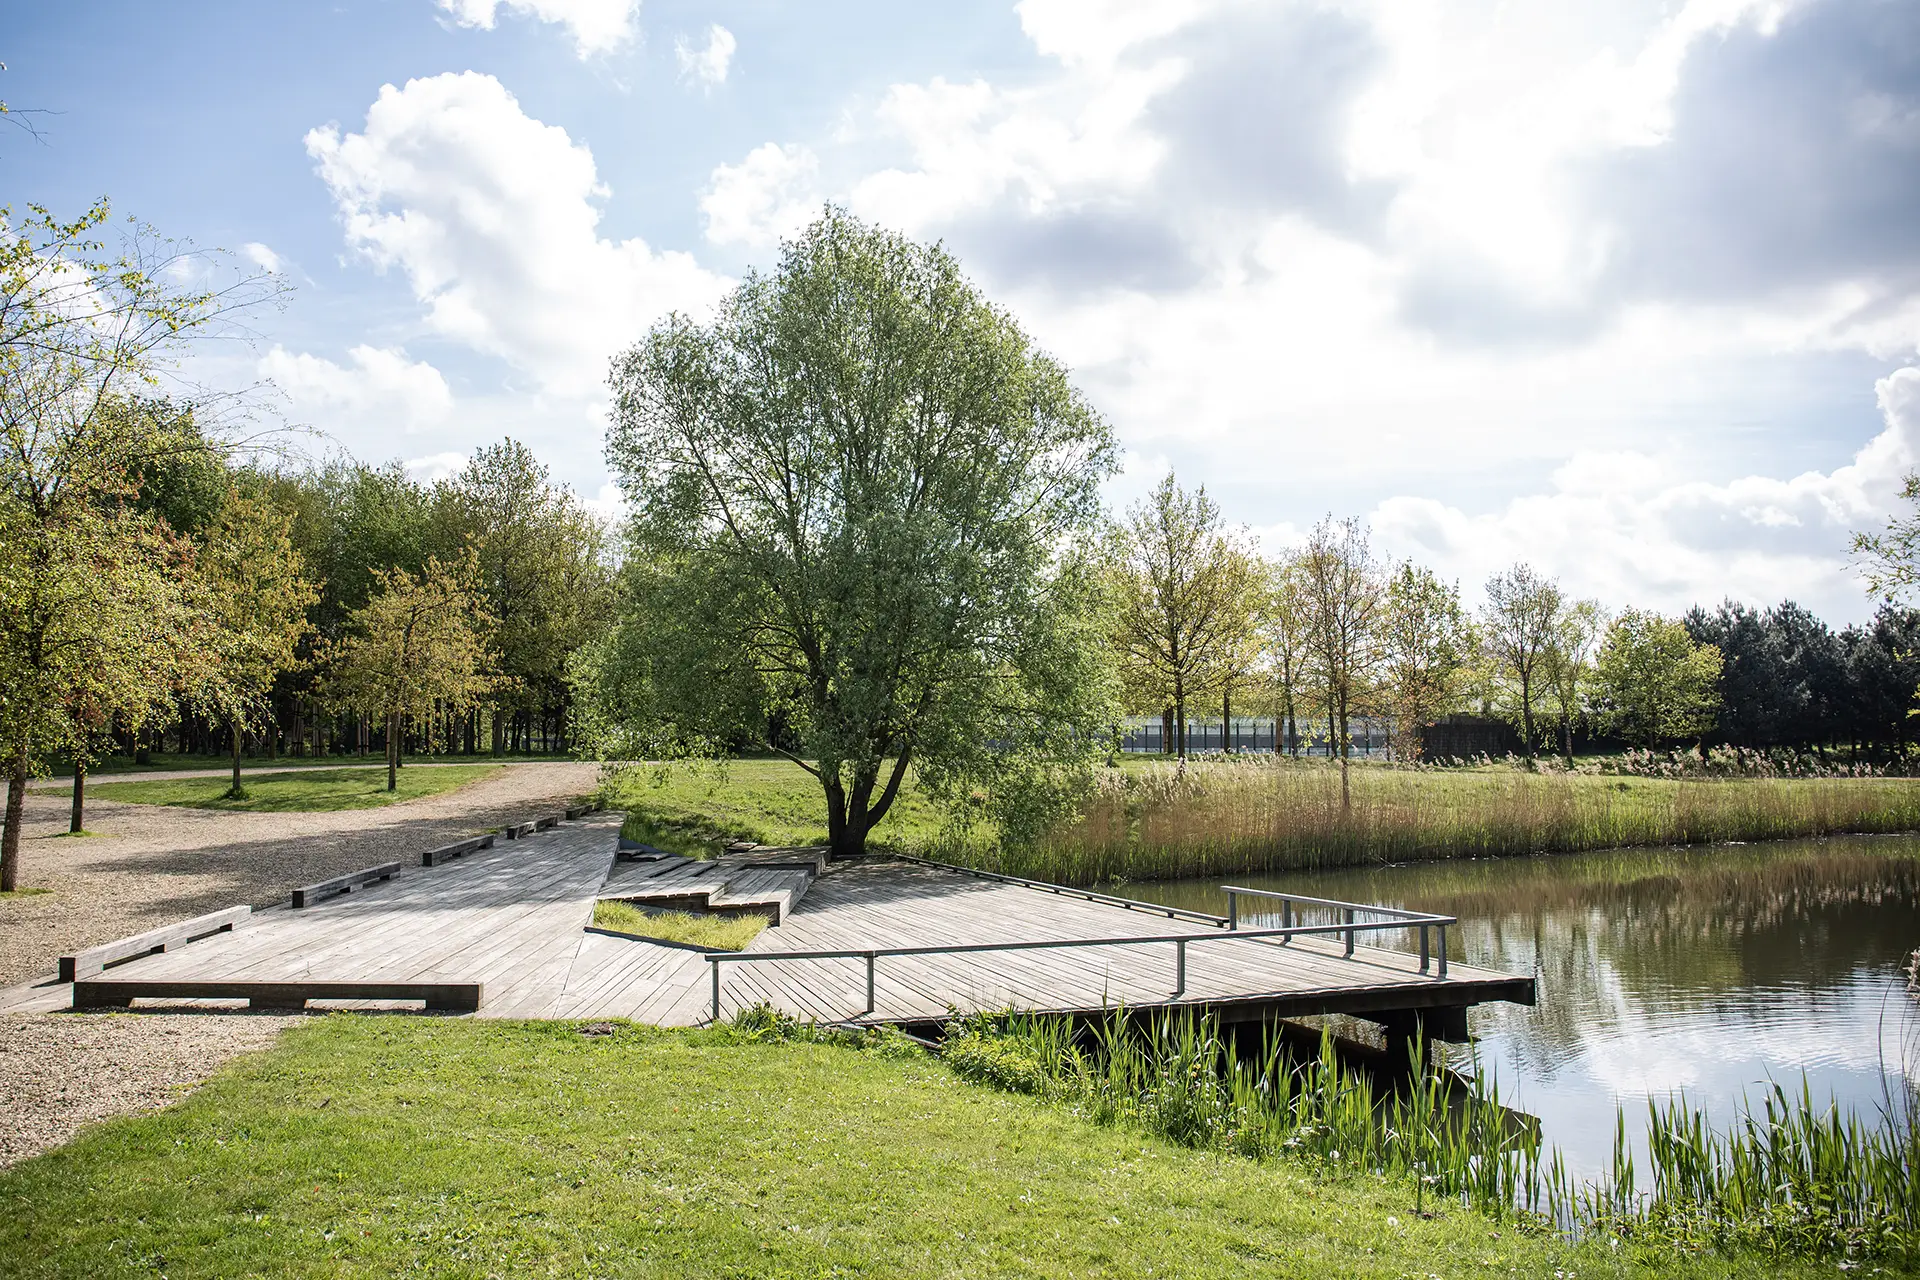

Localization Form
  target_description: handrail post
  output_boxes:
[1437,926,1448,979]
[711,959,722,1024]
[1419,925,1430,975]
[1227,891,1238,931]
[865,951,876,1015]
[1281,898,1292,945]
[1344,907,1355,958]
[1175,936,1186,996]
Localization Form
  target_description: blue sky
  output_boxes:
[9,0,1920,622]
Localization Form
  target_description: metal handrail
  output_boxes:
[1219,885,1455,973]
[704,915,1452,1023]
[889,853,1232,927]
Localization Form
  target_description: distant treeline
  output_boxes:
[1683,599,1920,759]
[127,428,611,763]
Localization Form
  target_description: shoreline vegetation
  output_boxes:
[599,755,1920,887]
[0,1015,1843,1279]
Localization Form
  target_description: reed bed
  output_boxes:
[941,1010,1920,1264]
[961,757,1920,885]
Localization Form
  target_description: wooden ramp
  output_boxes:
[1,822,1532,1035]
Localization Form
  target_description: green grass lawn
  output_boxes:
[605,758,953,854]
[0,1016,1822,1279]
[87,765,504,813]
[43,752,576,778]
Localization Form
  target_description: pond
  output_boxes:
[1102,833,1920,1177]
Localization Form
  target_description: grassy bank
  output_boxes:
[602,755,1920,886]
[89,764,502,813]
[0,1016,1815,1278]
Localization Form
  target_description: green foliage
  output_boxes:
[591,899,767,950]
[1593,609,1724,747]
[88,764,501,812]
[1106,472,1264,751]
[0,1015,1796,1278]
[597,208,1118,857]
[323,554,496,787]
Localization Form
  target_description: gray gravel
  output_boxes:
[0,1012,299,1168]
[0,761,601,987]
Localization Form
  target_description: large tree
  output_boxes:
[596,209,1116,858]
[1479,563,1565,758]
[325,555,495,792]
[1379,564,1470,762]
[191,485,318,798]
[1108,474,1263,758]
[1262,554,1314,756]
[1539,599,1604,764]
[1591,609,1722,748]
[1299,516,1388,808]
[0,201,273,888]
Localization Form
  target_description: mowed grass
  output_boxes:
[604,758,952,854]
[602,755,1920,885]
[0,1017,1820,1279]
[88,765,502,813]
[592,899,767,950]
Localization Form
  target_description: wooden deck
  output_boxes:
[0,813,1534,1032]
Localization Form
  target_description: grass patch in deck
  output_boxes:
[592,899,767,950]
[88,764,502,813]
[0,1016,1818,1278]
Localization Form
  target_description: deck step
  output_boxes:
[597,847,824,925]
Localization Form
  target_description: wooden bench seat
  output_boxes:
[58,906,252,982]
[291,862,401,908]
[72,979,482,1012]
[501,820,537,839]
[422,834,494,867]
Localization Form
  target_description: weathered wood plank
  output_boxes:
[58,905,252,982]
[72,978,482,1011]
[422,834,494,867]
[291,862,402,908]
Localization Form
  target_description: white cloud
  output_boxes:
[305,72,729,398]
[260,344,455,434]
[1370,367,1920,619]
[701,143,819,248]
[240,241,282,273]
[403,451,470,483]
[675,24,736,88]
[437,0,637,57]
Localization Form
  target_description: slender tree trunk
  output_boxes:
[1337,696,1351,812]
[387,710,400,792]
[70,760,85,834]
[229,722,243,797]
[2,765,26,891]
[1223,685,1233,753]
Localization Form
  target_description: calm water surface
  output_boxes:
[1104,833,1920,1176]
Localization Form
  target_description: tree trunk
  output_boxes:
[229,722,244,797]
[70,759,85,834]
[1338,699,1352,812]
[387,711,400,792]
[2,765,26,892]
[1223,685,1233,753]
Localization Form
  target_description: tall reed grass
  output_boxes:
[941,1010,1920,1264]
[959,757,1920,885]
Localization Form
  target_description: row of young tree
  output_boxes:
[1105,473,1920,781]
[0,202,612,890]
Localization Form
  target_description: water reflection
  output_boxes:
[1102,834,1920,1175]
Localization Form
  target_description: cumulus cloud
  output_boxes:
[403,451,470,483]
[240,242,283,273]
[1371,367,1920,620]
[305,72,729,398]
[436,0,637,57]
[676,24,736,88]
[701,142,819,248]
[260,344,455,434]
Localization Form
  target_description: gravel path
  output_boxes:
[0,1012,299,1168]
[0,761,601,988]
